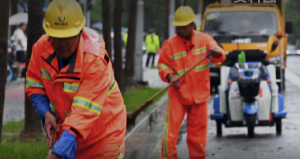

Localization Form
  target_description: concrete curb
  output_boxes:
[125,93,168,159]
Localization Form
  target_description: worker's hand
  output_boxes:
[209,48,222,58]
[167,74,180,83]
[45,153,61,159]
[44,111,60,139]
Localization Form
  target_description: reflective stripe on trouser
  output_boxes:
[161,97,208,159]
[118,144,124,159]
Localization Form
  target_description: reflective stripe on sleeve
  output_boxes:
[41,68,51,80]
[26,78,44,88]
[72,97,102,114]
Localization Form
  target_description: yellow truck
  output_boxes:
[200,0,293,92]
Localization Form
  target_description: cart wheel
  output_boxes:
[216,120,222,137]
[246,114,256,138]
[276,118,282,135]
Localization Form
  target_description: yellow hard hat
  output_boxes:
[173,6,196,27]
[43,0,86,38]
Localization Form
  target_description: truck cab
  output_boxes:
[200,0,293,93]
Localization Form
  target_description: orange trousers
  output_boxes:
[161,97,208,159]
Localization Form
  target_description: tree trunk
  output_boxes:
[22,0,45,137]
[125,0,138,86]
[0,0,10,148]
[10,0,19,36]
[113,0,125,92]
[166,0,169,39]
[102,0,112,58]
[175,0,181,10]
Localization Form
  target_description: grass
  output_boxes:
[123,87,165,112]
[0,87,165,159]
[123,88,162,112]
[2,120,24,133]
[1,121,47,159]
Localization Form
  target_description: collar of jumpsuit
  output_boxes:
[178,30,195,52]
[41,27,101,83]
[57,49,76,70]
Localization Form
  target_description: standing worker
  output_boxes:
[158,6,225,159]
[13,22,27,80]
[145,29,160,68]
[25,0,126,158]
[122,28,128,48]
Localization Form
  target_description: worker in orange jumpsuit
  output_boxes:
[158,6,226,159]
[25,0,126,159]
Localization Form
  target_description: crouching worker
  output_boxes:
[25,0,126,158]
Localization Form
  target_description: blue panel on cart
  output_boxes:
[274,111,287,118]
[278,95,284,112]
[214,95,220,113]
[243,104,258,115]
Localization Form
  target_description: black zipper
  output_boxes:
[55,76,80,80]
[59,72,80,74]
[42,57,59,74]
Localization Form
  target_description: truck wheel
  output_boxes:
[216,120,222,137]
[276,118,282,135]
[246,114,256,138]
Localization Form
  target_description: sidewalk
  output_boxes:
[142,53,168,88]
[3,80,25,124]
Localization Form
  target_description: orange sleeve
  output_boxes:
[62,58,110,140]
[206,34,226,63]
[25,43,47,98]
[157,40,174,83]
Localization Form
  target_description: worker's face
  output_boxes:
[176,23,194,39]
[51,33,81,59]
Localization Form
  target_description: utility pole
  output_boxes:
[169,0,176,38]
[134,0,144,82]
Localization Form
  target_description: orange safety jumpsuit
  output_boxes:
[25,28,126,159]
[158,30,225,159]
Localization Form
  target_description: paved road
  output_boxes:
[149,56,300,159]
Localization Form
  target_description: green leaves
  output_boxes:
[285,0,300,44]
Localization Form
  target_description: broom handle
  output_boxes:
[48,128,57,155]
[133,54,211,114]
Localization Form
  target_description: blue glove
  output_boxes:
[52,130,77,159]
[31,94,51,121]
